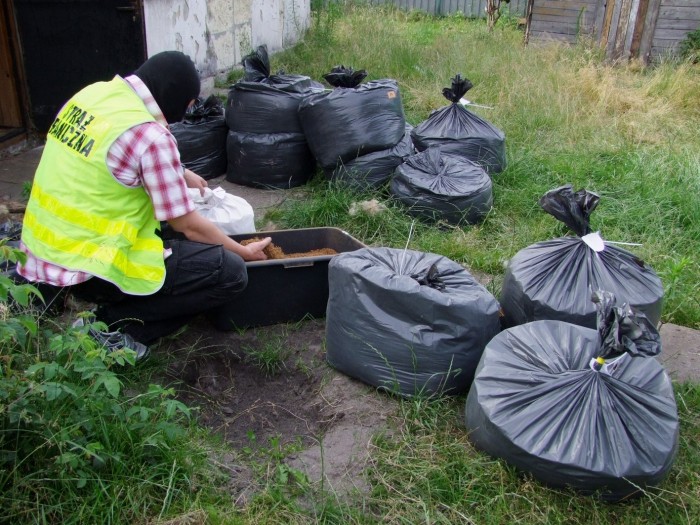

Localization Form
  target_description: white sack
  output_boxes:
[187,187,255,234]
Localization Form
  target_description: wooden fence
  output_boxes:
[647,0,700,57]
[526,0,602,44]
[355,0,699,61]
[525,0,700,61]
[367,0,528,18]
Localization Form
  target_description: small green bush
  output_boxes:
[679,28,700,62]
[0,242,201,523]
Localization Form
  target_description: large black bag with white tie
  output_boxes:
[466,292,678,501]
[500,185,664,328]
[411,74,506,174]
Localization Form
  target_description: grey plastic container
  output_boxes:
[211,227,366,330]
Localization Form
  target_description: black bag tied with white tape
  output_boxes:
[466,292,678,501]
[411,74,506,174]
[500,185,664,328]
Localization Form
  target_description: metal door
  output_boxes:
[13,0,146,132]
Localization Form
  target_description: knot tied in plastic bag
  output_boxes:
[323,65,368,88]
[592,290,661,360]
[240,45,319,91]
[538,184,600,237]
[242,45,271,82]
[410,261,446,290]
[184,95,224,120]
[442,73,473,103]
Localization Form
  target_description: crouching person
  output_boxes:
[17,51,270,360]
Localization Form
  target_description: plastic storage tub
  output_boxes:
[211,227,366,329]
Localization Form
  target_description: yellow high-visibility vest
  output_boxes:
[22,77,167,295]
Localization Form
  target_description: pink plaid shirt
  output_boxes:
[18,75,195,287]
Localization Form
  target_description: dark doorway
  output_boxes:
[13,0,146,133]
[0,1,26,147]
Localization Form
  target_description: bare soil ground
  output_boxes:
[152,314,396,503]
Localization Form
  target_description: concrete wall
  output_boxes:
[143,0,310,91]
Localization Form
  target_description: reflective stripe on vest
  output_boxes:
[22,77,167,295]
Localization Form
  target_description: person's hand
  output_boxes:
[242,237,272,261]
[183,168,208,196]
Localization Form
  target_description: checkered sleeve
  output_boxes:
[138,127,195,221]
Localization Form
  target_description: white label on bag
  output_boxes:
[589,354,627,375]
[581,231,605,252]
[459,98,494,109]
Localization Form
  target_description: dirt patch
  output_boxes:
[159,318,332,449]
[153,315,396,502]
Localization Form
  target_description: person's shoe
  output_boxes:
[72,314,150,362]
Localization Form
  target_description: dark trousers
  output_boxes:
[65,240,247,344]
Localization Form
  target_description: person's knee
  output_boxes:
[220,250,248,293]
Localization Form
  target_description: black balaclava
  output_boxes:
[133,51,200,124]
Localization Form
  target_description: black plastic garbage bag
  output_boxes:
[326,247,501,397]
[169,95,228,179]
[224,45,321,187]
[411,74,506,174]
[465,293,678,501]
[226,130,316,189]
[226,45,324,134]
[327,124,415,191]
[390,147,493,225]
[500,185,664,328]
[298,68,406,169]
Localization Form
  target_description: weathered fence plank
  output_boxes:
[367,0,527,17]
[658,5,700,18]
[656,18,700,27]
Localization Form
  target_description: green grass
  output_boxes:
[358,385,700,525]
[232,7,700,520]
[268,3,700,328]
[242,328,293,377]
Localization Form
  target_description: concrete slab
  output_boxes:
[658,323,700,384]
[0,146,43,201]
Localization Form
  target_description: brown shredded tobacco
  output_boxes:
[241,237,338,259]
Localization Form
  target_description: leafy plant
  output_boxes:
[310,0,343,45]
[0,243,208,523]
[486,0,511,31]
[224,67,246,86]
[679,27,700,62]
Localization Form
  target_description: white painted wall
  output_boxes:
[143,0,310,92]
